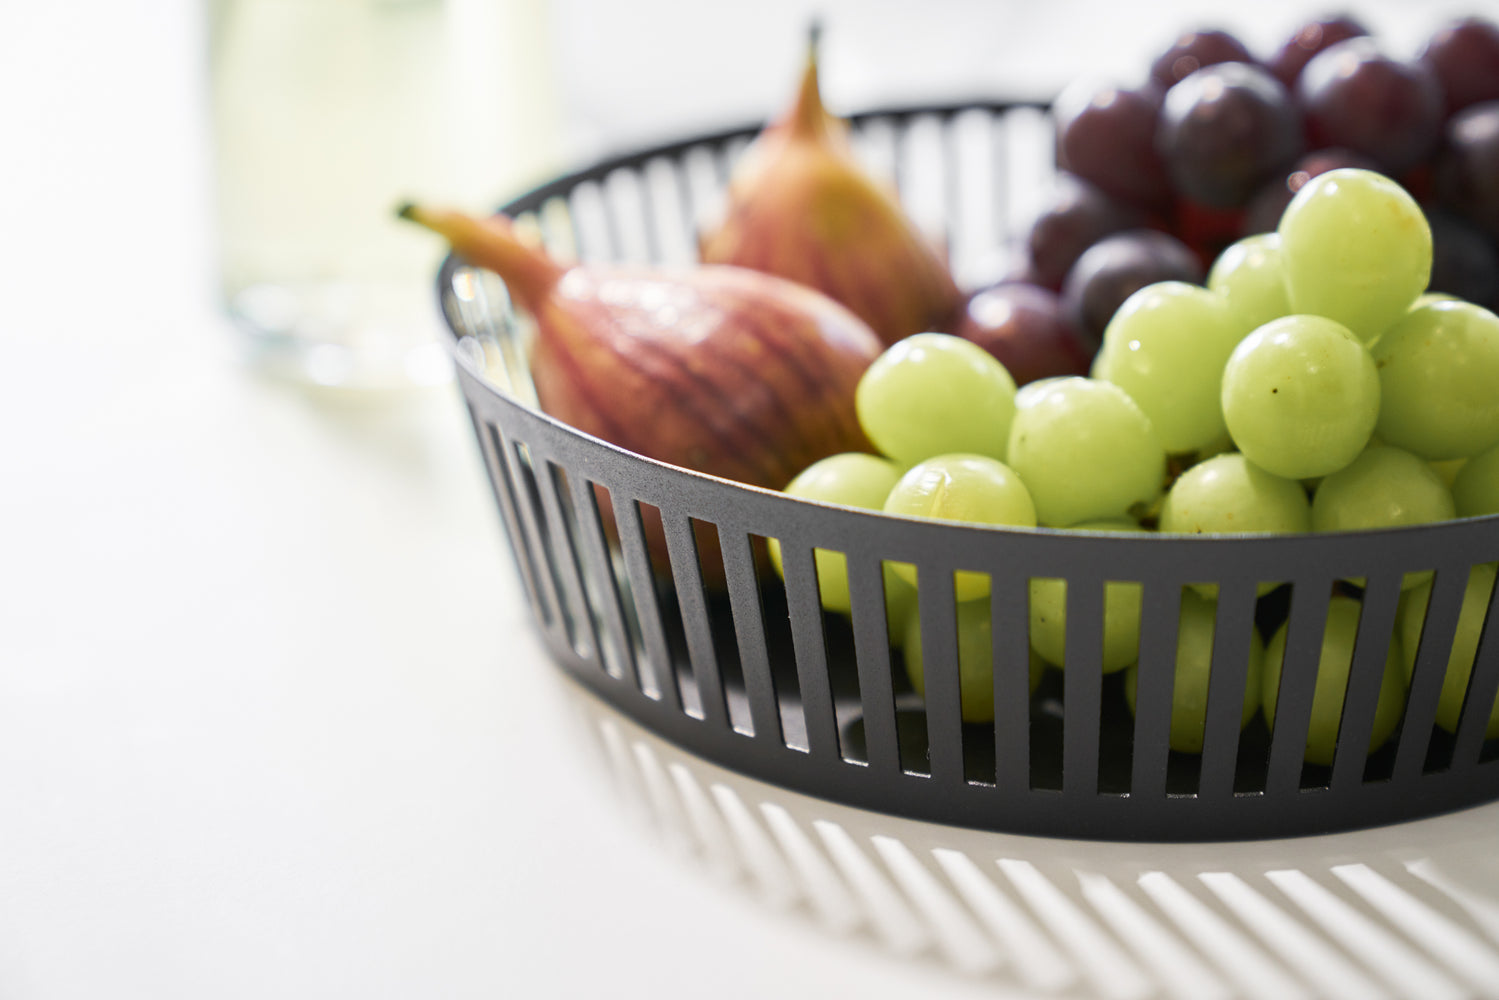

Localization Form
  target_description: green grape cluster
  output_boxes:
[767,169,1499,763]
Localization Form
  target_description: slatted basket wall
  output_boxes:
[437,100,1499,841]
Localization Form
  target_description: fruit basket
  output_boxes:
[436,99,1499,841]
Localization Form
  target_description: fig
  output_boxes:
[401,205,880,492]
[697,30,962,346]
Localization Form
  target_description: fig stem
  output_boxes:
[397,203,562,312]
[787,19,832,140]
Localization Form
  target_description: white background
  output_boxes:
[5,3,1499,999]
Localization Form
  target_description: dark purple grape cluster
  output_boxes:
[1012,14,1499,346]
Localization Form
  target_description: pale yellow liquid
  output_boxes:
[209,0,564,388]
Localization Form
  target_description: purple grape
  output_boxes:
[1241,148,1379,234]
[1157,62,1303,209]
[1150,29,1256,90]
[1419,17,1499,115]
[1298,38,1444,175]
[1060,229,1204,347]
[1024,173,1150,290]
[952,283,1093,386]
[1054,79,1172,208]
[1267,15,1370,90]
[1427,212,1499,309]
[1434,102,1499,241]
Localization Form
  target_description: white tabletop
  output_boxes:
[8,4,1499,1000]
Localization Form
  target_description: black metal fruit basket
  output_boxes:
[436,99,1499,841]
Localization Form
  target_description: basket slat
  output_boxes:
[1452,570,1499,767]
[720,528,781,742]
[1330,571,1403,789]
[565,473,640,689]
[989,571,1032,796]
[613,497,679,709]
[662,513,729,729]
[846,554,901,774]
[1198,578,1258,800]
[1061,576,1105,797]
[1129,583,1182,800]
[1396,565,1472,781]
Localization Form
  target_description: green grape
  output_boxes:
[855,332,1017,466]
[902,598,1046,723]
[768,453,904,614]
[1454,445,1499,518]
[883,454,1037,601]
[1278,168,1432,342]
[1263,594,1408,766]
[1006,376,1166,527]
[1123,588,1265,754]
[1208,232,1292,335]
[1220,314,1380,480]
[1091,281,1246,454]
[1311,444,1456,533]
[1371,300,1499,461]
[1029,519,1146,673]
[1398,563,1499,738]
[1160,453,1311,535]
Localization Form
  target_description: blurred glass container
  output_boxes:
[208,0,563,390]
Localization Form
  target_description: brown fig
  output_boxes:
[402,204,880,494]
[697,31,963,346]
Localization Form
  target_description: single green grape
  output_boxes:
[855,332,1017,466]
[1398,563,1499,738]
[768,453,904,614]
[1123,587,1265,754]
[903,597,1046,723]
[1208,232,1292,335]
[1311,444,1456,534]
[1371,300,1499,461]
[1220,314,1380,480]
[1159,453,1311,535]
[1006,376,1166,527]
[1263,594,1408,767]
[1454,445,1499,518]
[1091,281,1246,454]
[1028,519,1146,673]
[1278,167,1432,342]
[883,454,1037,601]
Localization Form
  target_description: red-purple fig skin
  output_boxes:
[530,263,880,491]
[698,46,961,346]
[401,205,882,587]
